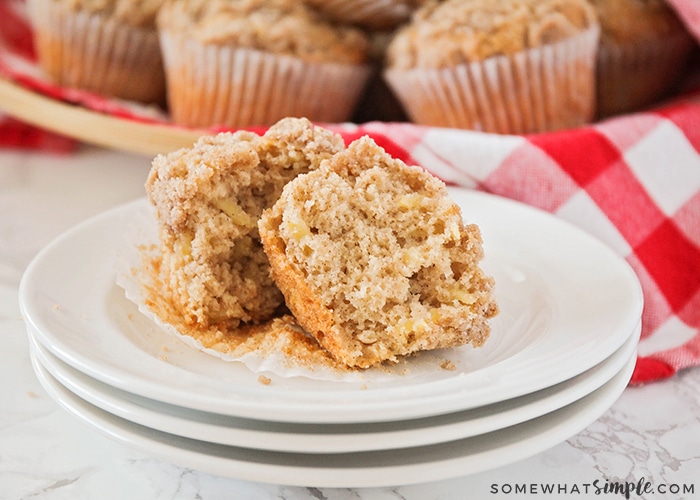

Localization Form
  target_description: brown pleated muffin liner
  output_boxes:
[26,0,165,106]
[159,32,371,129]
[596,31,696,119]
[383,27,600,135]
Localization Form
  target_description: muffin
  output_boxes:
[383,0,600,134]
[588,0,695,118]
[259,136,498,368]
[26,0,167,105]
[302,0,429,31]
[156,0,372,128]
[144,117,345,330]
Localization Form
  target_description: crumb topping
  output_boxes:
[157,0,369,64]
[386,0,598,69]
[59,0,166,27]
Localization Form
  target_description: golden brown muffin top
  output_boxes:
[386,0,598,69]
[157,0,370,64]
[60,0,166,27]
[586,0,687,43]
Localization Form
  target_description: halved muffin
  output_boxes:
[259,136,498,368]
[145,117,345,330]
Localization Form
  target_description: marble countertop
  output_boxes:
[1,146,699,500]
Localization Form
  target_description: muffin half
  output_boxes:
[145,117,345,330]
[259,136,498,368]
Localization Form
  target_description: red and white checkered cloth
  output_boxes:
[347,106,700,386]
[0,1,75,152]
[0,112,75,152]
[1,0,699,384]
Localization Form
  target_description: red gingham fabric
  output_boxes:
[0,112,76,152]
[1,0,699,384]
[0,1,75,152]
[346,108,700,386]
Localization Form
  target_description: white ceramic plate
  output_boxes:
[20,189,643,423]
[30,346,636,488]
[29,322,639,454]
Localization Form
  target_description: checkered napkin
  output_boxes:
[0,1,76,152]
[341,100,700,386]
[0,112,76,152]
[2,0,699,384]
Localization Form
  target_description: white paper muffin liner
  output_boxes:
[159,31,371,128]
[26,0,165,104]
[384,27,600,134]
[114,202,479,383]
[596,31,695,118]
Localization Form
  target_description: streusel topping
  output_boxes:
[387,0,597,69]
[157,0,369,64]
[60,0,166,27]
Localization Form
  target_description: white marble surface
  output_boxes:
[1,146,699,499]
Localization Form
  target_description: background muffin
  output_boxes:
[27,0,166,105]
[157,0,371,128]
[383,0,600,134]
[588,0,695,118]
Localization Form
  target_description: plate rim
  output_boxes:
[28,322,640,454]
[29,345,637,488]
[19,190,644,422]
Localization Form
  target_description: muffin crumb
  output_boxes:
[440,359,457,371]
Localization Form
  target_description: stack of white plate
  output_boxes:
[19,189,643,489]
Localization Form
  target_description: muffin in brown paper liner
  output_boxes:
[26,0,166,106]
[589,0,696,118]
[383,0,600,134]
[157,0,371,129]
